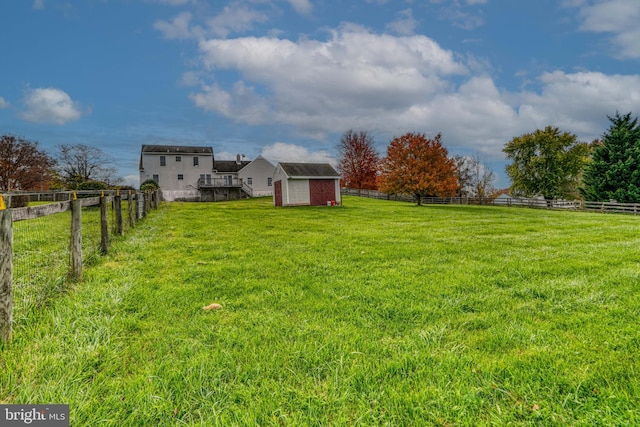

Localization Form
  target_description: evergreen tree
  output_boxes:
[582,113,640,202]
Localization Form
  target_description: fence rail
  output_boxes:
[341,188,640,215]
[582,200,640,214]
[0,190,160,343]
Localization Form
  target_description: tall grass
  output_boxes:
[2,196,640,425]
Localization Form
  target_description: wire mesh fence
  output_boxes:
[12,212,70,327]
[0,190,160,342]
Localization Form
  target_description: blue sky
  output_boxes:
[1,0,639,188]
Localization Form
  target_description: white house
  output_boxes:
[139,145,214,201]
[139,145,277,201]
[238,155,276,197]
[273,162,341,207]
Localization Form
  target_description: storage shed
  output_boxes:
[273,162,341,207]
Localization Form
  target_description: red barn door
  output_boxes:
[309,179,335,206]
[274,180,283,206]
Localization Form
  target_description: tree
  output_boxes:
[56,144,121,189]
[454,154,496,201]
[453,155,473,197]
[337,130,379,191]
[0,135,56,192]
[377,132,458,205]
[503,126,589,202]
[582,113,640,202]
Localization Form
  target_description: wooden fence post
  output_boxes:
[115,191,124,236]
[144,192,150,217]
[70,196,82,281]
[0,197,13,343]
[100,192,109,254]
[136,192,143,221]
[128,191,135,228]
[153,190,159,209]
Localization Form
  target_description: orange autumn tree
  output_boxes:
[377,132,458,205]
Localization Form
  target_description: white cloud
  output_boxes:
[33,0,45,10]
[386,9,419,35]
[286,0,313,15]
[441,8,484,30]
[20,87,85,125]
[426,0,486,30]
[154,4,269,40]
[261,142,335,165]
[154,12,199,40]
[191,25,467,137]
[517,71,640,135]
[190,81,269,125]
[148,0,192,5]
[0,97,9,109]
[206,3,269,38]
[179,71,201,86]
[184,22,640,160]
[572,0,640,59]
[123,174,140,188]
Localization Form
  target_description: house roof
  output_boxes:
[278,162,340,178]
[140,145,214,171]
[214,160,252,173]
[141,145,213,155]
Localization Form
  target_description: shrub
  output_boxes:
[78,180,109,191]
[140,179,159,192]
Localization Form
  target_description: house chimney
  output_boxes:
[236,153,241,165]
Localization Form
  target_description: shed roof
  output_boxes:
[279,162,340,178]
[141,145,213,155]
[214,160,251,173]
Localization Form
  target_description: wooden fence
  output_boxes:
[342,188,640,215]
[0,190,160,343]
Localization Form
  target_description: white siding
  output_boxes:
[238,156,276,196]
[333,180,342,204]
[140,152,213,192]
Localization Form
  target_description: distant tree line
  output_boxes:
[0,137,125,192]
[503,112,640,203]
[337,130,497,205]
[338,111,640,204]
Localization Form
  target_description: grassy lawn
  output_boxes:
[2,196,640,425]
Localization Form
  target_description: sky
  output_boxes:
[1,0,640,188]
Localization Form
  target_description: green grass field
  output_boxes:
[2,196,640,425]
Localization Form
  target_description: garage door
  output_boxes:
[309,179,335,206]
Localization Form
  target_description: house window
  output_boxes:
[193,156,199,167]
[176,156,181,162]
[177,174,184,180]
[160,156,166,166]
[247,177,253,185]
[153,174,159,183]
[267,177,272,186]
